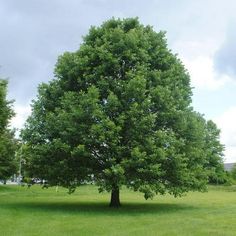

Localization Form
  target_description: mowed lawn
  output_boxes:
[0,184,235,236]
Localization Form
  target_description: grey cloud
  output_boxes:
[0,0,174,104]
[214,24,236,78]
[0,0,236,105]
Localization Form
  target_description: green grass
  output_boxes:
[0,184,236,236]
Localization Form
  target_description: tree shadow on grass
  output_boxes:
[3,201,197,216]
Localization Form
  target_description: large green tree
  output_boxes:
[22,18,223,207]
[0,79,16,183]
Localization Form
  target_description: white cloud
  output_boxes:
[224,147,236,164]
[214,107,236,163]
[183,56,231,90]
[10,104,31,136]
[173,39,232,91]
[173,39,219,59]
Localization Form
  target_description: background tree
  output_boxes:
[204,120,227,184]
[22,18,224,207]
[0,79,17,183]
[0,80,14,132]
[0,130,17,183]
[230,164,236,182]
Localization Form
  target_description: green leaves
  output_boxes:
[0,79,17,181]
[0,80,14,132]
[204,120,226,184]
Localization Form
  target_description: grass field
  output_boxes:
[0,184,235,236]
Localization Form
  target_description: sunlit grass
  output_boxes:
[0,184,235,235]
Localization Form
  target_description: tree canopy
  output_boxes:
[0,79,16,182]
[21,18,224,207]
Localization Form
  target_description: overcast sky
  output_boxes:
[1,0,236,163]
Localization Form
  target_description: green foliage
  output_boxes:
[21,18,224,203]
[0,80,14,132]
[231,164,236,181]
[0,79,17,181]
[0,130,17,181]
[204,120,227,184]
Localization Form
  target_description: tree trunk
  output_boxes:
[109,186,121,207]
